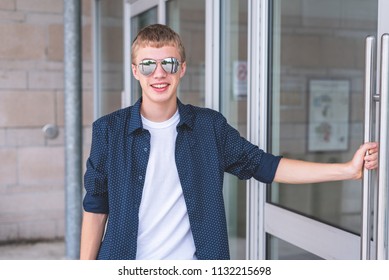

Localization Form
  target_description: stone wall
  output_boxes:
[0,0,93,243]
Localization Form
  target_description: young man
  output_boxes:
[80,24,378,260]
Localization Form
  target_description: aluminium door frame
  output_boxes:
[246,0,267,260]
[376,0,389,260]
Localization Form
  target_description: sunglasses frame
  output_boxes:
[134,57,182,76]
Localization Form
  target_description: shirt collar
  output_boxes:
[127,98,195,135]
[127,98,143,135]
[177,99,195,130]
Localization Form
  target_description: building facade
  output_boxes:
[0,0,94,243]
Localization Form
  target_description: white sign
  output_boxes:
[308,79,349,152]
[233,60,247,98]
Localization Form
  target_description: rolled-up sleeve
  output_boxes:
[83,120,109,214]
[220,114,282,183]
[253,152,282,184]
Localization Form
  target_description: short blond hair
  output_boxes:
[131,24,186,63]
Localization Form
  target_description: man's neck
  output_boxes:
[140,99,178,122]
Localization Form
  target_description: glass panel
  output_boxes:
[167,0,206,107]
[220,0,248,259]
[98,0,124,116]
[130,7,158,104]
[267,234,323,260]
[268,0,378,234]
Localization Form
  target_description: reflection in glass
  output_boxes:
[167,0,206,107]
[220,0,248,259]
[268,0,377,234]
[96,0,124,117]
[267,234,322,260]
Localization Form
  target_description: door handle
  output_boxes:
[377,33,389,260]
[361,36,375,260]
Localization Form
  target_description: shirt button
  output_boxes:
[144,147,148,152]
[139,176,143,180]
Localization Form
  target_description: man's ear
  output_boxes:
[179,61,187,78]
[132,64,140,80]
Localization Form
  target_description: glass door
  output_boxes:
[93,0,124,118]
[264,0,389,260]
[124,0,160,107]
[124,0,206,107]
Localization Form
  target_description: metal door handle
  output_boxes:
[361,36,375,260]
[377,33,389,260]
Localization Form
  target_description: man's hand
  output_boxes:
[349,142,378,179]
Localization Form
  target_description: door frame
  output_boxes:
[376,0,389,260]
[255,0,389,260]
[246,0,267,260]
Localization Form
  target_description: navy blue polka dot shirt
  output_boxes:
[83,98,282,260]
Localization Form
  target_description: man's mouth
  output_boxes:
[151,83,169,89]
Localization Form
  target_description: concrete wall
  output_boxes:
[0,0,93,243]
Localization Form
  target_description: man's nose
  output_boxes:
[153,62,167,77]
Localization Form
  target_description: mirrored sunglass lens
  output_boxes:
[161,58,179,74]
[139,60,157,75]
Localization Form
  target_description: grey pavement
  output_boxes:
[0,240,66,260]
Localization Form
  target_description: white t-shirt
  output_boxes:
[136,110,197,260]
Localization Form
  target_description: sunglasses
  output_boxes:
[135,57,182,76]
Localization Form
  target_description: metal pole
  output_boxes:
[64,0,82,260]
[361,36,375,260]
